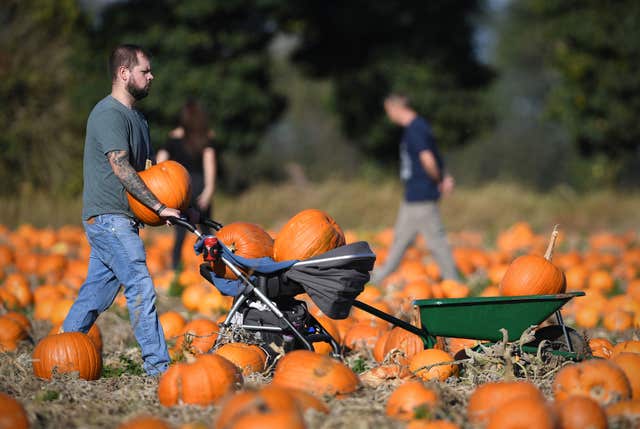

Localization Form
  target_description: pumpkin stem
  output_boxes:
[411,305,420,327]
[544,225,560,261]
[498,328,516,381]
[183,348,197,363]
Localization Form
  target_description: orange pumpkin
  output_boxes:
[127,160,192,226]
[285,387,329,414]
[215,343,267,375]
[486,396,555,429]
[0,244,14,267]
[181,284,208,312]
[174,318,219,354]
[554,395,607,429]
[3,311,31,332]
[215,385,326,429]
[49,322,103,354]
[564,266,589,291]
[603,310,633,332]
[406,421,460,429]
[48,298,74,325]
[359,284,383,303]
[479,285,500,297]
[467,380,544,425]
[272,350,360,397]
[32,332,102,380]
[2,273,33,307]
[33,284,65,304]
[0,315,28,352]
[220,410,305,429]
[446,337,481,359]
[343,321,388,351]
[575,304,601,329]
[553,359,631,406]
[605,399,640,420]
[158,311,187,341]
[588,270,615,292]
[213,222,274,279]
[439,279,470,298]
[611,353,640,399]
[313,314,340,346]
[0,392,29,429]
[158,354,242,406]
[500,254,565,296]
[500,226,566,296]
[386,381,439,421]
[496,221,536,254]
[273,209,345,261]
[612,340,640,356]
[373,329,393,362]
[351,300,392,324]
[382,326,425,365]
[589,337,614,359]
[215,388,298,429]
[0,288,19,310]
[117,415,173,429]
[409,349,457,381]
[360,363,412,385]
[402,279,432,300]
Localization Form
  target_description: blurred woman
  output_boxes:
[156,99,217,269]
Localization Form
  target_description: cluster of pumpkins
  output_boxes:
[127,161,347,269]
[2,161,640,427]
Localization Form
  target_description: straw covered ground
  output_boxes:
[0,287,636,428]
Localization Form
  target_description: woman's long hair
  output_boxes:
[180,99,209,156]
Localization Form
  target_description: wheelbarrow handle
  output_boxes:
[352,300,432,344]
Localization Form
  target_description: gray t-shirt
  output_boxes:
[82,95,153,220]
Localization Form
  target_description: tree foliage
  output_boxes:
[280,1,495,162]
[0,0,86,196]
[514,0,640,159]
[94,0,286,189]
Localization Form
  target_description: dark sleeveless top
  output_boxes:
[161,138,215,201]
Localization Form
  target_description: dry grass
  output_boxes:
[2,180,640,427]
[214,180,640,236]
[3,305,633,428]
[4,180,635,235]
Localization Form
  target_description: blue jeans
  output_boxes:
[63,214,170,375]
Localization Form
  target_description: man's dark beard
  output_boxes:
[127,81,149,101]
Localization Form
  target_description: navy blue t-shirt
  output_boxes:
[399,116,444,202]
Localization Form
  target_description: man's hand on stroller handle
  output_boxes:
[158,206,182,226]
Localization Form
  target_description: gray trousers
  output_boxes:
[371,200,460,283]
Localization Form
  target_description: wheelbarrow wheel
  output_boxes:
[526,325,591,360]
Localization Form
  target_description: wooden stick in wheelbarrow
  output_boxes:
[545,225,574,353]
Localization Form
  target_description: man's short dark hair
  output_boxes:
[109,44,151,81]
[385,93,411,108]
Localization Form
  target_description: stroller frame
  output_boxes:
[173,217,342,356]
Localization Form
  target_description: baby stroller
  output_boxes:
[171,217,376,360]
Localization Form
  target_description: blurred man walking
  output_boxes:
[371,94,460,284]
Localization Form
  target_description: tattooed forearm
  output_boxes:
[107,150,161,211]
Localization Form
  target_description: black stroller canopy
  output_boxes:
[201,240,376,320]
[284,241,376,319]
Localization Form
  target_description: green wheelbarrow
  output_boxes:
[352,291,589,360]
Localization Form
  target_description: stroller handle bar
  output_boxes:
[167,216,223,237]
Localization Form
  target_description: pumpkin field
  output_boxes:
[1,200,640,429]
